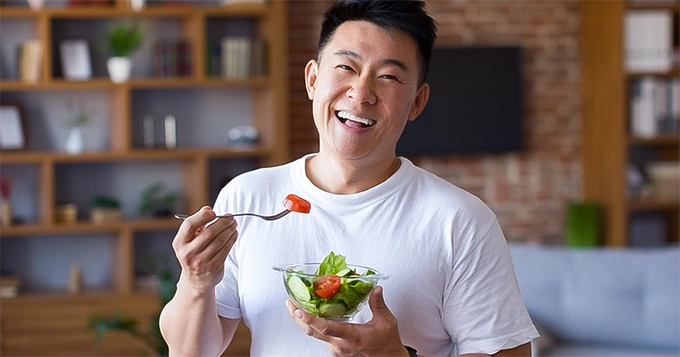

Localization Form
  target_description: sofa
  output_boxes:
[508,243,680,357]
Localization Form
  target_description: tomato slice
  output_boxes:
[283,194,311,213]
[313,275,341,299]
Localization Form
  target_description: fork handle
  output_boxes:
[174,213,250,220]
[174,213,237,220]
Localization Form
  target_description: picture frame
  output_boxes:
[0,104,27,150]
[60,39,92,80]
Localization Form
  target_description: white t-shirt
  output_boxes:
[214,154,538,356]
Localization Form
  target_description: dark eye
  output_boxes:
[379,74,402,83]
[337,64,354,71]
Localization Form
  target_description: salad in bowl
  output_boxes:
[273,252,388,321]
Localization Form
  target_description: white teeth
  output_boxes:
[337,111,376,126]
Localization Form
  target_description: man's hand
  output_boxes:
[286,285,410,357]
[172,206,239,293]
[160,206,240,357]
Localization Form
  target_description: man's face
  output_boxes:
[305,20,429,163]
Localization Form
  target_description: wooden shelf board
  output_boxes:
[0,7,40,17]
[0,2,268,18]
[628,134,680,146]
[627,199,680,211]
[0,146,271,164]
[0,76,269,91]
[0,218,179,237]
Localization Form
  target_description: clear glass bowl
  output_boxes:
[273,263,388,322]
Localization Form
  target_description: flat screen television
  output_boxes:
[396,46,523,155]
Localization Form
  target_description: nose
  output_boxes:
[346,75,376,105]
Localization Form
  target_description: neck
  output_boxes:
[306,154,401,194]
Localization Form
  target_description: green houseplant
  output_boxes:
[138,182,177,218]
[90,195,121,224]
[106,22,142,83]
[89,257,176,356]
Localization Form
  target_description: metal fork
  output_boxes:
[174,209,292,222]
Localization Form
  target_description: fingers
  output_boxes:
[286,300,337,340]
[286,286,405,356]
[171,206,238,288]
[368,285,386,315]
[175,206,216,244]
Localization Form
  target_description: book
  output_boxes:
[672,79,680,128]
[153,39,193,77]
[251,38,267,76]
[624,10,673,72]
[221,37,253,79]
[629,76,657,137]
[220,37,267,78]
[629,76,679,136]
[18,40,42,83]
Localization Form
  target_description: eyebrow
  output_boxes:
[333,49,410,73]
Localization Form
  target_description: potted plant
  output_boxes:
[89,257,176,356]
[106,22,142,83]
[64,108,91,154]
[138,183,177,218]
[90,195,121,224]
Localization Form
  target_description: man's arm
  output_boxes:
[159,277,240,357]
[158,206,240,357]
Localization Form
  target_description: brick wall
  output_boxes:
[287,0,582,243]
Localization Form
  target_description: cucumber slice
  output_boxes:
[297,300,319,316]
[335,268,351,277]
[319,303,347,318]
[287,275,311,302]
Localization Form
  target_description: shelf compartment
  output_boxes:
[133,229,179,293]
[0,163,42,226]
[53,160,185,221]
[0,233,116,294]
[130,86,254,149]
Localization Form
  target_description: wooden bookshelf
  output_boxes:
[581,0,679,246]
[0,0,286,354]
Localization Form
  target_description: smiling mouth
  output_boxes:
[336,111,376,128]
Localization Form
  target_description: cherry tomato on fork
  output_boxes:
[283,194,311,214]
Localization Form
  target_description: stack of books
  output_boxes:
[207,37,266,78]
[18,40,42,82]
[647,161,680,201]
[624,9,676,73]
[629,76,680,137]
[153,39,193,77]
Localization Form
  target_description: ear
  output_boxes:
[407,83,430,121]
[304,59,319,100]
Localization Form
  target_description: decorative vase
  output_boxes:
[65,126,84,154]
[130,0,146,11]
[107,57,132,83]
[26,0,45,10]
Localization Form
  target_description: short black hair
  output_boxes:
[316,0,438,85]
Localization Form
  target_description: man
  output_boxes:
[159,1,538,356]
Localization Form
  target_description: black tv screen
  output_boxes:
[397,46,523,155]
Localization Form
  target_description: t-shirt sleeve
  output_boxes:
[215,251,242,319]
[213,182,243,319]
[443,219,539,355]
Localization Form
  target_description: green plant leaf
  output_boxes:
[108,23,142,57]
